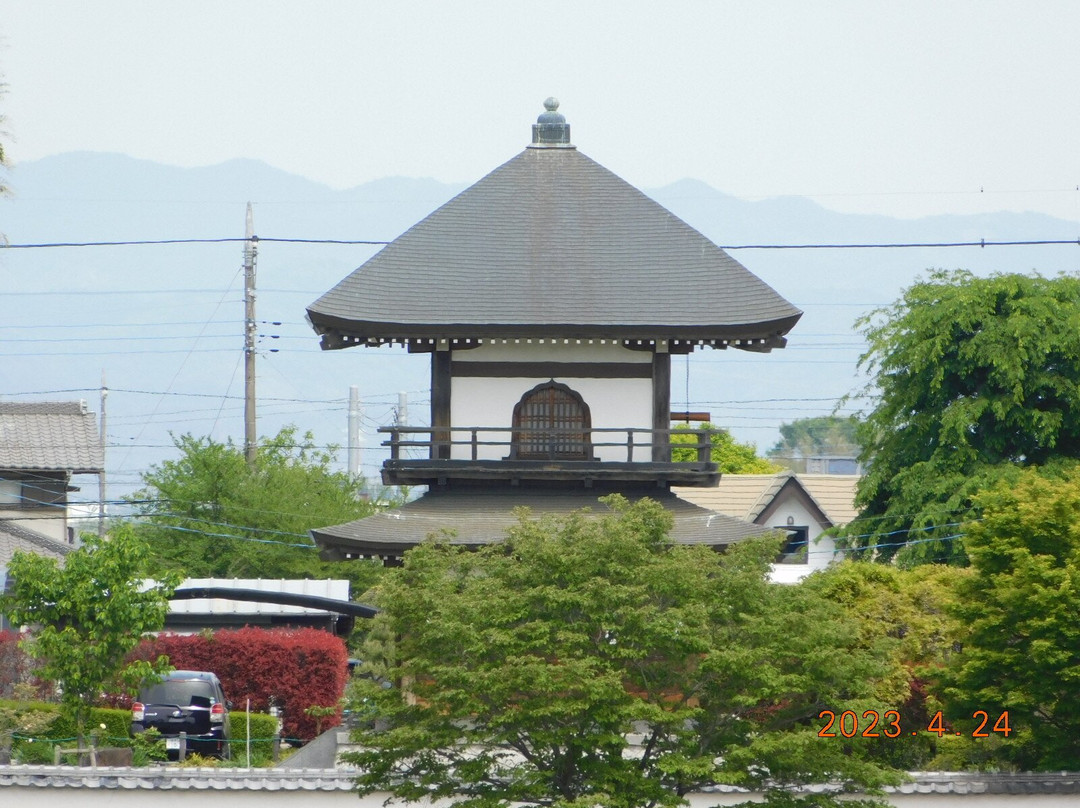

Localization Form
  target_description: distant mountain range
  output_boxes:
[2,152,1077,507]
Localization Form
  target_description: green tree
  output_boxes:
[803,561,969,770]
[671,422,779,473]
[346,497,900,808]
[0,526,176,743]
[129,425,386,590]
[768,416,861,470]
[841,269,1080,565]
[937,465,1080,769]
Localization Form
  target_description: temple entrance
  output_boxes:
[511,381,593,460]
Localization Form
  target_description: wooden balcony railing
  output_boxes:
[379,426,716,464]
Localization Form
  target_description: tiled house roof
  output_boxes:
[675,471,861,528]
[0,519,71,567]
[0,402,104,473]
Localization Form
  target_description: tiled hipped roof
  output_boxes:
[307,146,801,347]
[312,487,774,557]
[0,402,104,473]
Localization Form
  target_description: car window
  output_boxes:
[141,681,219,706]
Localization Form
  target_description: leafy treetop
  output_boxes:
[347,496,901,808]
[1,525,177,743]
[671,422,779,474]
[768,415,861,466]
[939,466,1080,770]
[129,425,386,590]
[842,270,1080,565]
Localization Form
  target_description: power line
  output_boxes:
[0,237,391,249]
[2,236,1080,250]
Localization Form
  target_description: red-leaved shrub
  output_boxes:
[132,627,348,741]
[0,630,26,698]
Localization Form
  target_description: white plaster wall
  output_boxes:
[0,511,67,542]
[763,498,837,585]
[449,342,656,462]
[452,341,654,364]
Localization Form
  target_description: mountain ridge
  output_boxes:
[2,152,1077,503]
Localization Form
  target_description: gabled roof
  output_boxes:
[675,472,860,528]
[312,487,776,560]
[0,401,104,473]
[307,112,801,349]
[0,519,71,567]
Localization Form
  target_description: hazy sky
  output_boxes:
[5,1,1080,223]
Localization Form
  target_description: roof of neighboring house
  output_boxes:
[0,519,71,567]
[168,578,351,618]
[0,401,104,473]
[307,108,801,349]
[675,471,861,528]
[312,487,777,559]
[797,474,861,525]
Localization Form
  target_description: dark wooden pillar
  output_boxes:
[431,348,452,459]
[652,348,671,462]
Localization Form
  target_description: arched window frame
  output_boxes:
[510,380,594,460]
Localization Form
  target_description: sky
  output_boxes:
[5,0,1080,223]
[3,1,1080,503]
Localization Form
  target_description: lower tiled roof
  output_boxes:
[312,487,775,558]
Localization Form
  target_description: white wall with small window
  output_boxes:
[763,497,837,585]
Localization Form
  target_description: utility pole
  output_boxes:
[243,203,258,469]
[348,385,362,476]
[98,371,107,539]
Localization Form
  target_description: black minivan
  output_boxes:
[131,670,232,759]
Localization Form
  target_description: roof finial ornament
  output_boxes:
[530,97,574,149]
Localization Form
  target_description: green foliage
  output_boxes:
[129,425,387,587]
[842,270,1080,564]
[304,700,344,736]
[175,751,222,767]
[0,698,56,762]
[938,466,1080,769]
[0,702,135,763]
[803,562,970,770]
[230,711,280,764]
[0,526,177,743]
[768,416,861,468]
[670,422,779,473]
[130,726,168,764]
[347,497,902,808]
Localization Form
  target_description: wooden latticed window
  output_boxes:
[512,381,593,460]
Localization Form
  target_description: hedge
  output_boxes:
[1,699,281,765]
[0,701,131,764]
[132,627,349,742]
[229,711,280,764]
